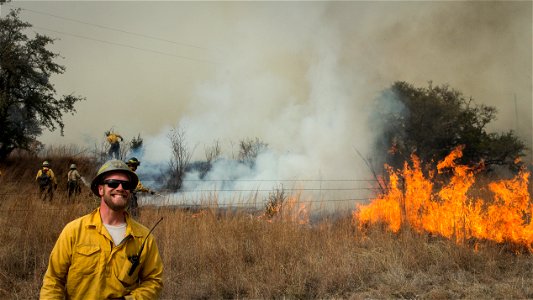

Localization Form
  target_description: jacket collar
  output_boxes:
[86,207,144,239]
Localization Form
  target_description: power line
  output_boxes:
[6,3,212,51]
[3,3,217,64]
[32,25,217,64]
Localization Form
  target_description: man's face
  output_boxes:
[99,173,132,212]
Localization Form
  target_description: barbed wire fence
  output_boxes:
[0,178,384,212]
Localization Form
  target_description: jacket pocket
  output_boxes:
[73,244,101,275]
[117,258,139,287]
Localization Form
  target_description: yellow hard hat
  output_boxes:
[90,160,138,196]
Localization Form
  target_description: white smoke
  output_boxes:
[137,2,531,209]
[26,2,526,210]
[139,4,377,209]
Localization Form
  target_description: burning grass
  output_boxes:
[1,150,533,298]
[355,146,533,254]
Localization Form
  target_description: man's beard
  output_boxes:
[103,190,130,211]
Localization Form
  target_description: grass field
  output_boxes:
[1,152,532,299]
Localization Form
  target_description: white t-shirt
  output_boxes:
[104,223,127,246]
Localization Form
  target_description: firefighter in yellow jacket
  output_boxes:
[67,163,83,201]
[40,159,163,299]
[35,161,58,202]
[126,157,155,218]
[106,130,124,159]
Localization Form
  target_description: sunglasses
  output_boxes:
[103,179,134,191]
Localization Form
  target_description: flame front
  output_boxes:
[354,147,533,251]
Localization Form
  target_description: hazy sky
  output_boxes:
[1,1,532,205]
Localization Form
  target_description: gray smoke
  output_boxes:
[26,2,530,208]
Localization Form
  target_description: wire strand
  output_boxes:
[6,3,211,51]
[32,26,217,64]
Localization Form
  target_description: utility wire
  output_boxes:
[6,3,211,51]
[33,25,217,64]
[3,3,216,63]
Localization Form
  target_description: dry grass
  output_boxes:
[1,153,533,299]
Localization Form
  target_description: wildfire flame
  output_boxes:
[354,146,533,252]
[259,193,310,225]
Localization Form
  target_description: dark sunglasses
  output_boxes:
[103,179,134,191]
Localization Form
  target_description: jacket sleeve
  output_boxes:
[128,236,163,299]
[36,170,42,181]
[135,181,150,193]
[40,224,73,299]
[50,170,58,185]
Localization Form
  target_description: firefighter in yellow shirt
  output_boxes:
[126,157,155,218]
[40,159,163,299]
[35,161,58,202]
[67,163,83,201]
[106,130,124,159]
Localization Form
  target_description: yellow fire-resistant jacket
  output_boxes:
[40,208,163,299]
[36,168,58,185]
[135,179,151,194]
[106,133,123,144]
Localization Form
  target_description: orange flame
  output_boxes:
[354,146,533,252]
[258,193,310,225]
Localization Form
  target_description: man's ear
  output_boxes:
[98,185,104,197]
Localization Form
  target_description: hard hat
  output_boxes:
[70,164,77,169]
[90,159,139,196]
[126,157,141,166]
[42,161,50,167]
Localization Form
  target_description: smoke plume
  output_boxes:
[28,2,530,208]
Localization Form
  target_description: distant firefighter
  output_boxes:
[106,130,123,159]
[126,157,156,218]
[36,161,58,202]
[67,163,83,201]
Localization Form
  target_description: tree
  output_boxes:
[238,137,268,167]
[166,127,192,190]
[0,9,84,160]
[371,81,526,173]
[130,134,144,152]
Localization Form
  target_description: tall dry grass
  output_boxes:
[0,152,532,299]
